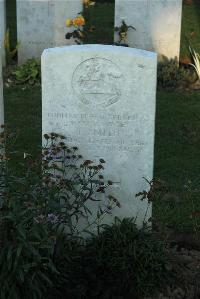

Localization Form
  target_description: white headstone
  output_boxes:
[115,0,182,60]
[0,51,4,126]
[16,0,82,64]
[42,44,157,228]
[0,0,6,65]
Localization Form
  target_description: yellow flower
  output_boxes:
[66,19,72,27]
[73,15,85,27]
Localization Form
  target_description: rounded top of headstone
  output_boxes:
[42,44,157,60]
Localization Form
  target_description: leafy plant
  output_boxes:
[49,218,169,299]
[42,132,120,236]
[4,29,20,65]
[114,20,136,46]
[189,46,200,80]
[11,59,41,85]
[0,129,119,299]
[65,1,96,44]
[65,14,86,44]
[136,178,200,235]
[157,57,197,89]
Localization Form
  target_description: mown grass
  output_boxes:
[155,90,200,185]
[4,86,41,155]
[154,90,200,231]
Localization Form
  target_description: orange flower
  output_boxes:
[73,15,85,27]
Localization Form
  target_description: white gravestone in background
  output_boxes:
[0,0,6,65]
[16,0,82,64]
[42,45,157,228]
[115,0,182,60]
[0,51,4,126]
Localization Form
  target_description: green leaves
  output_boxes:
[11,59,41,86]
[0,206,55,299]
[0,129,119,298]
[189,46,200,80]
[157,57,197,89]
[49,218,168,299]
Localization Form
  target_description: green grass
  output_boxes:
[4,86,41,154]
[155,90,200,185]
[84,3,114,44]
[154,90,200,231]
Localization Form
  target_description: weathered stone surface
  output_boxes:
[0,0,6,65]
[0,51,4,126]
[42,44,157,228]
[16,0,82,64]
[115,0,182,60]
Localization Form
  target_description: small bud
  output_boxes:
[83,160,93,166]
[116,202,121,208]
[96,187,105,193]
[99,158,106,163]
[44,134,49,140]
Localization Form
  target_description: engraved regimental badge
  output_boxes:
[72,58,123,107]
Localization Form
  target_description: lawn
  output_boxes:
[4,86,41,154]
[154,90,200,231]
[155,90,200,185]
